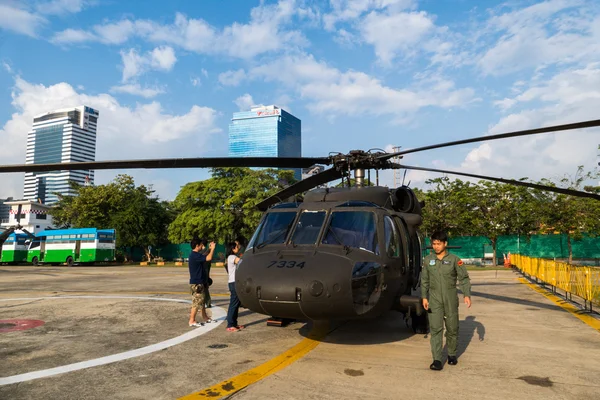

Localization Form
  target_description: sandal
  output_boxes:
[204,319,214,323]
[189,322,204,327]
[236,325,245,330]
[226,326,239,332]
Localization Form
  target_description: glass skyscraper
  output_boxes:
[24,106,99,205]
[228,105,301,180]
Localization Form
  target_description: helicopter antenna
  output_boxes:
[392,146,402,187]
[401,169,407,186]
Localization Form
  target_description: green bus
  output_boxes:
[0,233,29,264]
[27,228,116,266]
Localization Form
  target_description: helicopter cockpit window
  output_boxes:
[290,210,326,245]
[322,211,378,254]
[248,211,297,249]
[384,216,402,258]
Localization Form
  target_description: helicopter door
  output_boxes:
[40,239,46,261]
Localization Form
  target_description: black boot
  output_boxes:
[448,356,458,365]
[430,360,442,370]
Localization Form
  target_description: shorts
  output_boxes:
[190,284,206,309]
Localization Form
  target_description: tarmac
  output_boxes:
[1,266,599,400]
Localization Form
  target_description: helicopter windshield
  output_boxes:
[290,210,326,245]
[248,211,297,249]
[322,211,378,254]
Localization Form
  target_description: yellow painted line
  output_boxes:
[0,291,230,297]
[179,322,330,399]
[518,278,600,333]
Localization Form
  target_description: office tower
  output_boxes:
[0,197,13,225]
[228,105,301,180]
[23,106,98,205]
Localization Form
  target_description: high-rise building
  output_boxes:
[23,106,99,205]
[0,197,13,225]
[228,105,301,180]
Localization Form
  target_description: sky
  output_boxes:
[0,0,599,201]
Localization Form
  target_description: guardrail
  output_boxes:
[512,254,600,313]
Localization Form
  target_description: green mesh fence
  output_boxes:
[424,234,600,264]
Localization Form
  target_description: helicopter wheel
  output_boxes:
[411,312,429,334]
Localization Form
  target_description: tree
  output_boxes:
[334,178,374,187]
[50,175,173,261]
[537,166,600,263]
[418,177,480,237]
[470,181,542,265]
[168,167,297,244]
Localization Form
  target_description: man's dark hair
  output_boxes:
[190,236,207,249]
[431,231,448,242]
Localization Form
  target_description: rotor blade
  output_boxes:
[256,167,344,211]
[399,164,600,200]
[0,157,331,173]
[380,119,600,160]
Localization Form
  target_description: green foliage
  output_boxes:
[168,167,297,243]
[50,175,173,252]
[535,166,600,262]
[335,178,374,187]
[416,166,600,264]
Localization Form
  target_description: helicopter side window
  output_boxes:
[290,211,326,245]
[384,216,402,258]
[248,211,297,249]
[322,211,378,254]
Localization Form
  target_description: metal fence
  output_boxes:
[512,254,600,312]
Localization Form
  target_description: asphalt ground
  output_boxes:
[1,266,599,399]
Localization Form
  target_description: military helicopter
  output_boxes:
[0,119,599,333]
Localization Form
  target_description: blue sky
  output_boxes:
[1,0,599,201]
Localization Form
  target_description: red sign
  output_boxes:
[256,109,280,116]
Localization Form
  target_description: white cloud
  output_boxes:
[246,54,476,121]
[477,0,600,75]
[120,46,177,82]
[52,28,97,44]
[0,4,47,37]
[109,84,165,98]
[51,0,307,59]
[150,46,177,70]
[323,0,414,30]
[405,63,600,189]
[201,69,208,78]
[2,61,12,73]
[36,0,87,15]
[190,77,201,87]
[360,10,435,65]
[0,78,220,199]
[218,69,247,87]
[234,94,255,111]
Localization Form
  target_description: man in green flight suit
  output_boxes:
[421,231,472,371]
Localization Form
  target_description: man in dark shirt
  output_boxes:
[188,237,216,327]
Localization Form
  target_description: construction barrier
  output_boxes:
[512,254,600,312]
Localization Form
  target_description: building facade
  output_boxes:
[0,199,54,234]
[23,106,99,205]
[0,197,13,226]
[228,105,301,180]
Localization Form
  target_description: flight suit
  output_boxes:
[421,252,471,362]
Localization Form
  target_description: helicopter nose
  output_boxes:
[236,249,361,320]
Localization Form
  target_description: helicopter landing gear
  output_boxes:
[267,317,295,327]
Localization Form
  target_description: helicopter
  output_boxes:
[0,118,599,333]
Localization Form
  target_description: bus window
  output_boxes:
[29,241,41,249]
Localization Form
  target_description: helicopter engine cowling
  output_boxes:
[392,186,424,214]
